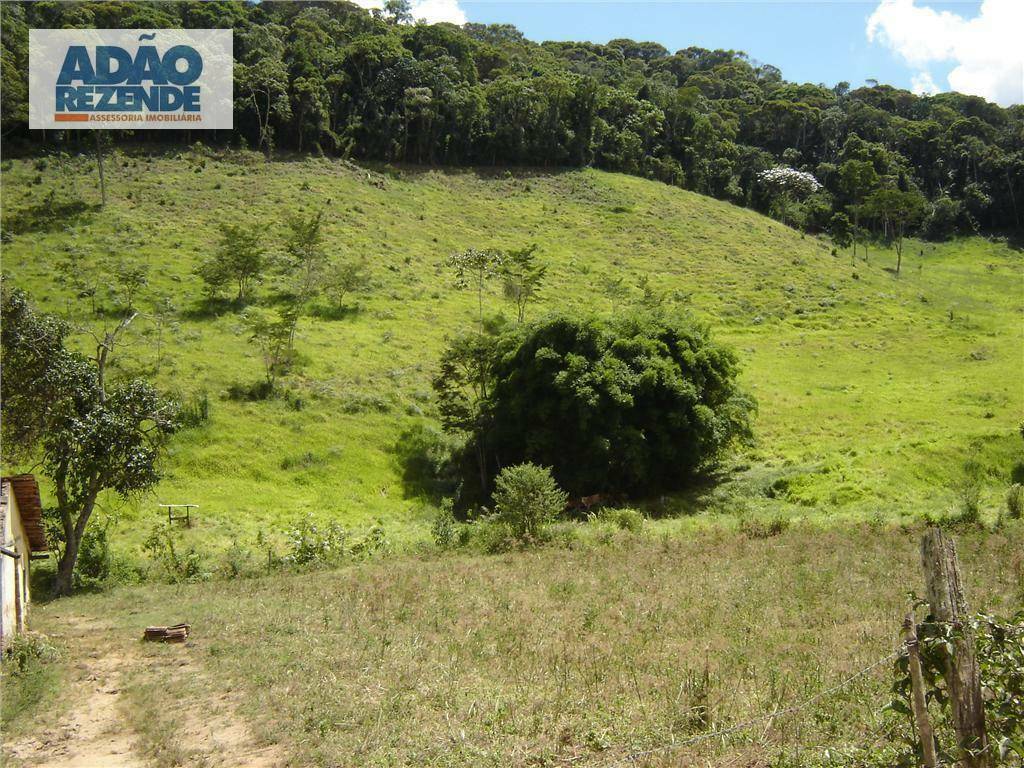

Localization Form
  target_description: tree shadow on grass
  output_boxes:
[225,380,276,402]
[3,195,99,236]
[182,296,243,320]
[629,462,766,519]
[309,303,362,321]
[391,424,464,503]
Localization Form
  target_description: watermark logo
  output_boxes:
[29,29,232,130]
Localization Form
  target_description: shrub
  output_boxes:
[340,391,391,414]
[3,632,60,673]
[74,523,112,586]
[1,632,63,723]
[547,521,581,550]
[1007,484,1023,520]
[178,390,210,428]
[280,451,327,471]
[467,517,519,554]
[431,500,460,549]
[954,456,985,520]
[350,521,390,559]
[282,517,348,567]
[595,507,644,532]
[740,515,790,539]
[492,463,567,544]
[142,525,209,583]
[891,611,1024,761]
[226,379,276,402]
[219,541,256,579]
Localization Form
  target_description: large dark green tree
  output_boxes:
[433,332,498,495]
[1,289,178,596]
[435,313,755,504]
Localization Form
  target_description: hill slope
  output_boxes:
[1,150,1021,556]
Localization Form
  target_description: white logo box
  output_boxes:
[29,28,233,130]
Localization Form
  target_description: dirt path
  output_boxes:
[4,614,283,768]
[5,645,143,768]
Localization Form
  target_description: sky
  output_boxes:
[355,0,1023,106]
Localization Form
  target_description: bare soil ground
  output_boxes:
[3,612,283,768]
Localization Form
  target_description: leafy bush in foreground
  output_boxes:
[283,517,391,567]
[1,632,62,726]
[492,463,568,545]
[431,500,464,550]
[891,612,1024,764]
[593,507,645,532]
[283,517,349,568]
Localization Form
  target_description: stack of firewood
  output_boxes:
[143,623,191,643]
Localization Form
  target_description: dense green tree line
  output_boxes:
[2,1,1021,236]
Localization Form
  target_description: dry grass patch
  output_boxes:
[22,523,1024,767]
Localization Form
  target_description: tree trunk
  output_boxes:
[54,536,80,597]
[475,439,488,499]
[895,222,905,275]
[94,131,107,206]
[1005,167,1019,229]
[53,495,97,597]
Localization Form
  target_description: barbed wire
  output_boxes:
[598,647,907,768]
[921,617,1024,637]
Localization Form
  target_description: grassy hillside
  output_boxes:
[1,149,1021,559]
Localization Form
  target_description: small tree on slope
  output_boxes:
[1,288,178,596]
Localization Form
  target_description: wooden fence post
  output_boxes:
[920,527,989,768]
[903,613,938,768]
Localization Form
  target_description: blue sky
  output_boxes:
[459,0,980,93]
[360,0,1020,104]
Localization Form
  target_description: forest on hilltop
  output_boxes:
[1,0,1022,239]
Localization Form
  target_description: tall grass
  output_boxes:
[25,523,1022,766]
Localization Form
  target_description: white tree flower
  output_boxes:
[757,166,823,196]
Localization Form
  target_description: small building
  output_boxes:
[1,474,48,647]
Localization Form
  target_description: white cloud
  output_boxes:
[866,0,1024,106]
[410,0,466,25]
[349,0,466,25]
[910,71,939,96]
